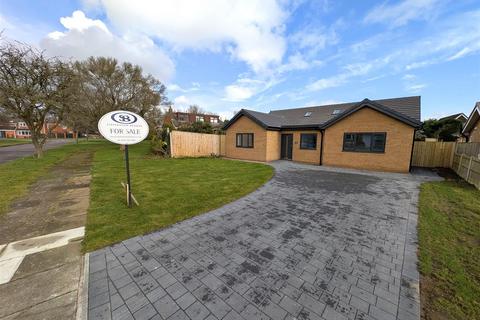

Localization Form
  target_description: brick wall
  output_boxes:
[323,107,415,173]
[266,131,281,161]
[281,130,321,165]
[225,116,268,161]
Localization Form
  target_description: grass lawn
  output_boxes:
[0,139,31,147]
[418,179,480,319]
[83,142,274,251]
[0,141,101,214]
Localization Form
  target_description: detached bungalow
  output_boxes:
[223,96,421,173]
[462,101,480,143]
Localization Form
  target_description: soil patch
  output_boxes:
[0,151,93,244]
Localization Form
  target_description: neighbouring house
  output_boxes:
[462,102,480,143]
[2,120,76,139]
[439,113,468,124]
[438,112,469,142]
[164,110,221,127]
[0,123,16,138]
[15,121,31,138]
[223,96,421,173]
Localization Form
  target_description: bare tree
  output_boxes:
[74,57,169,133]
[187,104,205,114]
[0,38,75,157]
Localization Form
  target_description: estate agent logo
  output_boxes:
[98,110,149,145]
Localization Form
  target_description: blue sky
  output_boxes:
[1,0,479,120]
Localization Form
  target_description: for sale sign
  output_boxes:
[98,110,149,145]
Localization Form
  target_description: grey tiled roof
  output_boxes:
[224,96,421,130]
[269,96,420,127]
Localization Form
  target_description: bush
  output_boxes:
[150,127,170,156]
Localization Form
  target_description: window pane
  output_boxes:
[372,133,386,152]
[354,134,372,151]
[247,134,253,147]
[236,134,242,147]
[300,134,316,149]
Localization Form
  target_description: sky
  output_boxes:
[0,0,479,120]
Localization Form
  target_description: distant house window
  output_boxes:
[304,112,312,117]
[343,132,386,153]
[210,117,219,123]
[236,133,254,148]
[300,133,317,150]
[332,109,341,115]
[196,115,204,122]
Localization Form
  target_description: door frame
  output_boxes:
[280,133,293,160]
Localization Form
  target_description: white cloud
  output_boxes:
[447,46,479,61]
[173,95,190,107]
[40,11,174,81]
[402,74,427,93]
[223,77,280,102]
[364,0,441,27]
[94,0,288,73]
[306,62,374,91]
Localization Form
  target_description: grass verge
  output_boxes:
[418,179,480,319]
[83,142,274,251]
[0,139,31,147]
[0,141,101,214]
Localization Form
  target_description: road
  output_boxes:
[0,139,70,164]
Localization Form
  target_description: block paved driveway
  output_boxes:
[88,161,439,320]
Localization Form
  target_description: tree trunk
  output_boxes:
[31,137,44,158]
[75,131,79,144]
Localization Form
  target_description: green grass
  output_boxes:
[418,180,480,319]
[83,142,274,251]
[0,139,31,147]
[0,141,101,215]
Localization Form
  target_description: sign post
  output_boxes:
[98,110,149,207]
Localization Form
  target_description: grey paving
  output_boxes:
[87,161,441,320]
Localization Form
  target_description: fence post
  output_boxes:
[169,132,174,157]
[466,155,473,183]
[449,142,456,168]
[458,153,463,175]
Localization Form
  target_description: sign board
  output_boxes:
[98,110,149,145]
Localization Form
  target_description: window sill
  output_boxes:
[342,150,385,154]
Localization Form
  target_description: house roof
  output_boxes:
[462,102,480,135]
[0,123,16,130]
[439,113,468,122]
[223,96,421,130]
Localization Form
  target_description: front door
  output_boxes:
[281,134,293,160]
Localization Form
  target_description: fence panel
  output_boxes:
[452,153,480,189]
[411,141,455,168]
[455,142,480,158]
[170,131,225,158]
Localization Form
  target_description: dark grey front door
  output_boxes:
[281,134,293,160]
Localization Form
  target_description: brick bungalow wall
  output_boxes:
[280,130,321,165]
[225,116,268,162]
[322,107,414,173]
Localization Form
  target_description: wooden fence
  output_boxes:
[412,141,480,189]
[170,131,226,158]
[452,152,480,189]
[456,142,480,157]
[411,141,455,168]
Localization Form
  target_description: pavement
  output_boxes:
[0,139,70,164]
[0,151,93,320]
[87,161,441,320]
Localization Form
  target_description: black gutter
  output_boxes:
[408,129,416,172]
[319,129,325,165]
